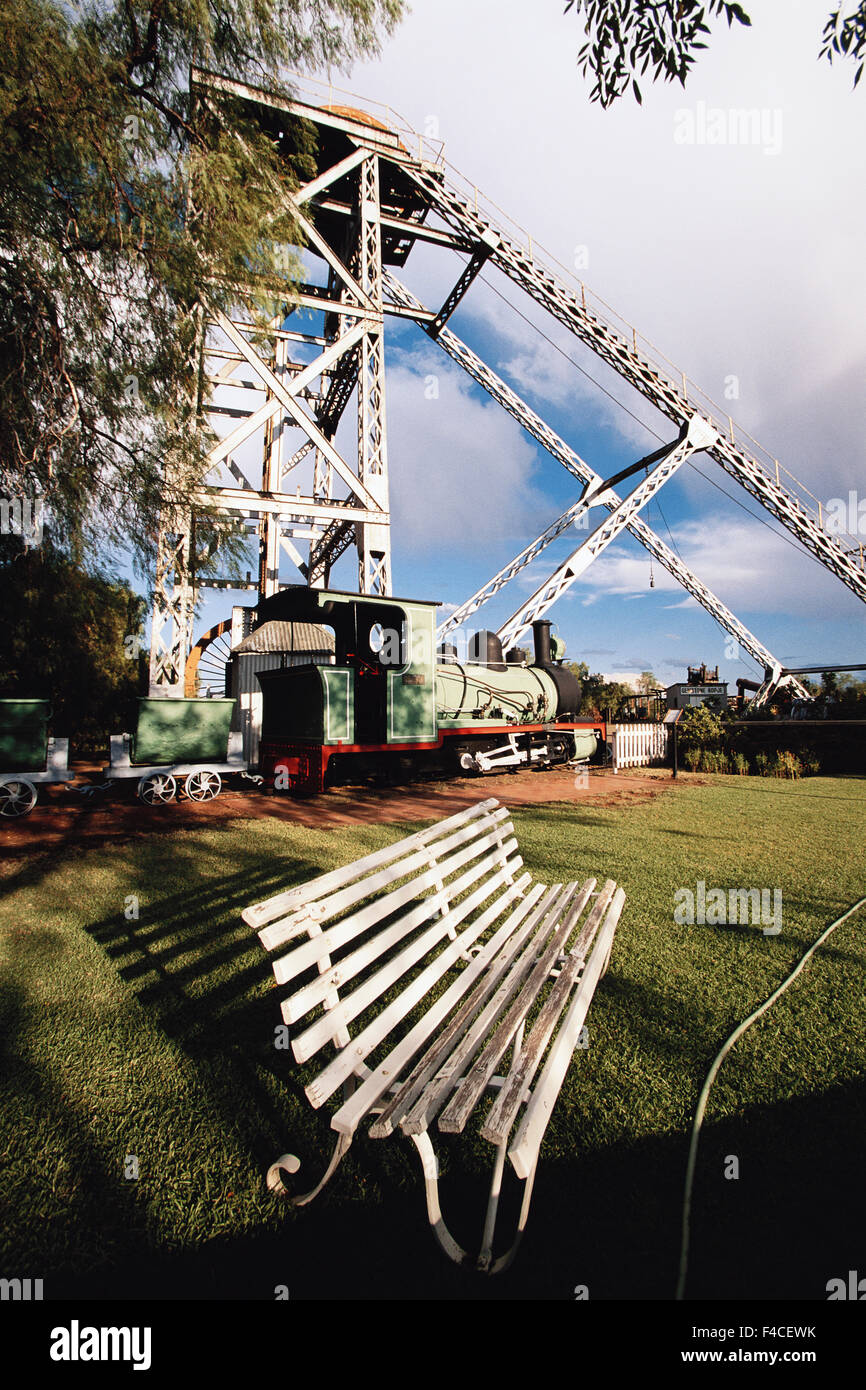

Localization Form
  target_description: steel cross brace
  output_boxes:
[406,167,866,606]
[496,416,719,652]
[384,273,806,693]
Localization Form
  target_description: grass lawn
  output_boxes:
[1,772,864,1301]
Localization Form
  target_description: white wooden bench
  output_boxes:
[243,797,624,1273]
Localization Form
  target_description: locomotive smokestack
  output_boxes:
[532,620,552,666]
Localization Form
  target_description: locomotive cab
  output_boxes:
[254,587,439,790]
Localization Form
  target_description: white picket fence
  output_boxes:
[608,722,670,771]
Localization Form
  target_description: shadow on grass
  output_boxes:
[42,1076,866,1302]
[5,825,864,1302]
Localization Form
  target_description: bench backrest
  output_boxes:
[243,798,534,1113]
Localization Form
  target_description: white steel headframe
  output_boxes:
[496,415,719,651]
[149,71,862,693]
[383,273,802,688]
[148,71,409,690]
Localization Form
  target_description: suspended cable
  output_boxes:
[477,270,847,586]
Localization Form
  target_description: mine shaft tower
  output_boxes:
[149,70,865,704]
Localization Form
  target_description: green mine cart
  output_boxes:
[101,697,246,804]
[0,699,74,817]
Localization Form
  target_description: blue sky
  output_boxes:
[189,0,866,691]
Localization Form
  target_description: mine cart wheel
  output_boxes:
[0,777,38,818]
[184,770,222,801]
[137,772,177,805]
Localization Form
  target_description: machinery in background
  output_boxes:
[254,586,603,796]
[97,697,247,805]
[665,664,729,715]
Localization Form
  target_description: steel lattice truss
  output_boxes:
[149,70,862,695]
[382,273,804,691]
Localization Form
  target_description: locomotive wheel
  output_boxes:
[546,735,573,766]
[184,770,222,801]
[0,777,38,817]
[137,773,177,805]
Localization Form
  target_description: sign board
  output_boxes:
[663,708,683,725]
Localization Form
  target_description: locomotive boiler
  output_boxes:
[252,586,603,795]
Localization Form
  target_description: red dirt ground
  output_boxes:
[0,764,692,861]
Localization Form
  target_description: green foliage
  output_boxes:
[566,662,635,717]
[635,670,659,695]
[677,704,724,751]
[563,0,865,106]
[821,4,866,87]
[563,0,752,106]
[770,750,803,780]
[0,535,148,750]
[0,0,403,571]
[695,747,730,774]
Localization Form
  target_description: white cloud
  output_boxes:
[385,346,552,554]
[344,0,864,503]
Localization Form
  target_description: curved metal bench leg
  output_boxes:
[484,1158,538,1275]
[409,1131,539,1274]
[266,1132,353,1207]
[409,1132,472,1267]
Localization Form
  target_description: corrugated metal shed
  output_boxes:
[231,621,335,768]
[234,621,335,656]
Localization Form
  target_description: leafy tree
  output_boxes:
[636,669,659,694]
[563,1,865,107]
[0,0,403,575]
[820,669,840,698]
[0,533,149,751]
[677,703,724,750]
[566,662,635,715]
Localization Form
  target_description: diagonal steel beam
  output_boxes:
[406,167,866,604]
[497,417,719,651]
[384,273,800,682]
[204,318,367,469]
[211,308,381,512]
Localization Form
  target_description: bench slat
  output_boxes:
[258,808,511,953]
[395,880,598,1138]
[437,881,595,1135]
[281,836,519,1025]
[291,845,522,1062]
[478,879,617,1146]
[244,799,502,931]
[315,869,535,1123]
[270,822,516,990]
[507,887,625,1179]
[368,880,557,1138]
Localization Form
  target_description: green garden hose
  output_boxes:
[675,894,866,1300]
